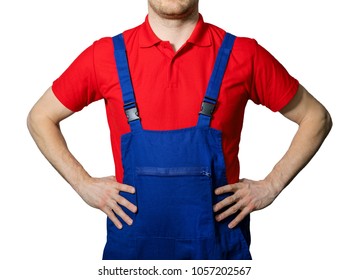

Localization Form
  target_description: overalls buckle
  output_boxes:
[199,101,216,117]
[124,102,140,122]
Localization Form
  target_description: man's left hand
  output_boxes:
[213,179,279,228]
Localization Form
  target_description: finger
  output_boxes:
[215,200,243,222]
[104,207,123,229]
[108,202,134,226]
[104,176,136,194]
[228,207,250,229]
[215,183,240,195]
[115,194,138,213]
[116,182,136,194]
[213,193,239,212]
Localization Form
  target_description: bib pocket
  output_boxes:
[134,166,215,239]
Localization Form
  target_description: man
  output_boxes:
[27,0,332,259]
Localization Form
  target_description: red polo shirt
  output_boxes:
[52,15,299,184]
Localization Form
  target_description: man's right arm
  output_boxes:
[27,87,137,229]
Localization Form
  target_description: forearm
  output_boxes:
[265,102,332,196]
[28,106,136,229]
[27,110,90,193]
[27,88,138,228]
[215,85,332,228]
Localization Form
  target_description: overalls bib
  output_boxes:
[103,33,251,260]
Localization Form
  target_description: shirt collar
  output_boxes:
[139,14,212,48]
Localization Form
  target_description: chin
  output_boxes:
[149,0,199,19]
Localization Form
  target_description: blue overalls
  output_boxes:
[103,33,251,260]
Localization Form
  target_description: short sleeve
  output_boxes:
[52,42,102,112]
[249,41,299,112]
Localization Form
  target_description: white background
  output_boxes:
[1,0,346,279]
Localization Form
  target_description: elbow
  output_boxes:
[321,108,333,138]
[27,106,46,138]
[301,103,333,142]
[27,108,36,135]
[311,106,333,144]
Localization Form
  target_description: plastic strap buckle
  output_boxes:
[199,96,217,117]
[124,102,140,122]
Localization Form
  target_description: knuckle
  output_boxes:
[117,196,128,207]
[249,202,257,211]
[97,199,108,210]
[232,193,239,201]
[230,205,238,214]
[227,196,234,205]
[244,203,254,213]
[103,206,113,216]
[115,183,122,190]
[112,203,121,213]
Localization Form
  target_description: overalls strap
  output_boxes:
[113,34,142,131]
[197,33,236,127]
[113,32,235,131]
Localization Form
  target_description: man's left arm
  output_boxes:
[213,84,333,228]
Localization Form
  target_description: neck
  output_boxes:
[148,7,199,52]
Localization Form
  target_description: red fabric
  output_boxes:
[52,15,299,184]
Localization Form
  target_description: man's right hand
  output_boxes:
[78,176,137,229]
[27,88,138,230]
